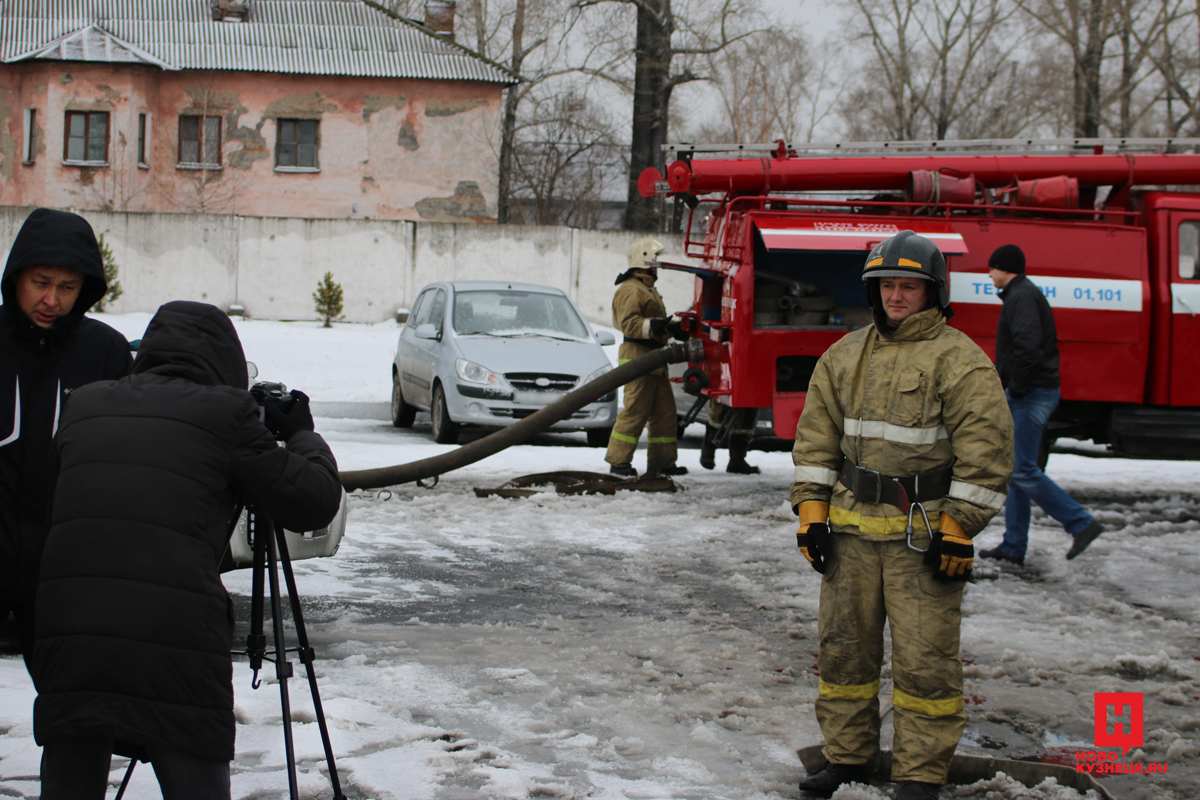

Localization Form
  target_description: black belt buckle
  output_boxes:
[851,466,883,505]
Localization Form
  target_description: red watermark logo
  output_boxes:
[1075,692,1169,775]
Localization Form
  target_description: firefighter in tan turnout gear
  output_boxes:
[791,231,1013,800]
[604,238,686,477]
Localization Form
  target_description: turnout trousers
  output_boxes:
[816,531,966,784]
[604,369,677,472]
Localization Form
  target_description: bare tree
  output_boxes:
[571,0,762,230]
[506,89,624,225]
[684,28,841,143]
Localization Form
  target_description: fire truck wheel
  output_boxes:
[587,427,612,447]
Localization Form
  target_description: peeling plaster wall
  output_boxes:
[0,64,503,220]
[0,208,692,327]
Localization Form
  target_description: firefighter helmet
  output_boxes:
[862,230,952,319]
[627,237,665,270]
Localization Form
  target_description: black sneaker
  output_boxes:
[1066,521,1103,560]
[979,546,1024,565]
[798,761,870,797]
[895,780,941,800]
[658,465,688,476]
[609,464,638,477]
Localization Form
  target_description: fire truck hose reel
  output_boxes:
[339,339,704,491]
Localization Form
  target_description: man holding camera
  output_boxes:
[33,301,342,798]
[0,208,133,680]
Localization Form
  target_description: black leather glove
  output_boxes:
[263,390,314,441]
[666,317,687,341]
[797,521,833,574]
[649,317,668,337]
[923,514,974,582]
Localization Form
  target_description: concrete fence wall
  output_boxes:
[0,207,696,326]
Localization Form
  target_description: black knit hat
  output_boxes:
[988,244,1026,275]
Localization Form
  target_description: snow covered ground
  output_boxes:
[1,314,1198,800]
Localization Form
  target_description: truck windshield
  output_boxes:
[452,290,590,339]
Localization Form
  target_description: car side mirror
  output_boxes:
[595,330,616,346]
[414,323,439,340]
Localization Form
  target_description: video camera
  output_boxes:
[220,379,349,570]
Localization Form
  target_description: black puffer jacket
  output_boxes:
[0,208,132,602]
[33,301,342,762]
[995,274,1060,396]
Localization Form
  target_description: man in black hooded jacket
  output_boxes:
[34,301,342,797]
[0,208,132,678]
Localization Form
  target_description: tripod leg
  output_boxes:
[275,523,346,800]
[246,511,267,688]
[264,516,300,800]
[113,759,137,800]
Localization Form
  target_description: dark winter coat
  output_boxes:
[995,274,1060,396]
[0,208,132,604]
[33,301,342,762]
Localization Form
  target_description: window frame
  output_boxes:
[62,110,110,166]
[137,113,151,168]
[177,113,222,169]
[22,108,36,165]
[274,118,320,172]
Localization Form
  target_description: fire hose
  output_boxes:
[339,338,704,491]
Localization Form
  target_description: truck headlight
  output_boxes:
[456,358,510,388]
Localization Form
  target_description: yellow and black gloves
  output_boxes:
[925,512,974,582]
[796,501,832,574]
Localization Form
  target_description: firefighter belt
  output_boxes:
[816,530,966,784]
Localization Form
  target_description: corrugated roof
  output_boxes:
[0,0,517,84]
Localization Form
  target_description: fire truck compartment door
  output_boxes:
[1170,214,1200,405]
[753,220,969,254]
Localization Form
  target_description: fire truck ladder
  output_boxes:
[662,137,1200,161]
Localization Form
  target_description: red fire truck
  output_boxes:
[641,139,1200,459]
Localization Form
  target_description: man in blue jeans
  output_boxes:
[980,244,1103,564]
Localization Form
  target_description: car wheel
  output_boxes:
[587,427,612,448]
[431,383,461,444]
[391,370,416,428]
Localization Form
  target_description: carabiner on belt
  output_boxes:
[905,500,932,553]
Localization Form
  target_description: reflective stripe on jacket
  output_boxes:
[790,306,1013,538]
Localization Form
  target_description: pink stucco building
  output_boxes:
[0,0,514,220]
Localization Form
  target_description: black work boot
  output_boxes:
[659,464,688,476]
[798,761,870,797]
[895,780,941,799]
[700,425,717,470]
[726,435,760,474]
[609,464,637,477]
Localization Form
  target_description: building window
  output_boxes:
[276,119,319,170]
[64,110,108,164]
[137,113,150,168]
[178,114,221,167]
[22,109,36,164]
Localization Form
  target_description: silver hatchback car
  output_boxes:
[391,280,618,445]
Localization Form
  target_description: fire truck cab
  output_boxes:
[641,139,1200,459]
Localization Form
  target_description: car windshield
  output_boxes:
[452,290,590,339]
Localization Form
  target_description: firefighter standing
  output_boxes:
[700,405,760,474]
[790,231,1013,800]
[604,238,686,477]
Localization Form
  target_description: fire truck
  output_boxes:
[640,138,1200,459]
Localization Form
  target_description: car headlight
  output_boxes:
[582,365,613,387]
[456,358,510,388]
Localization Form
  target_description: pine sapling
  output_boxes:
[313,271,344,328]
[94,233,124,312]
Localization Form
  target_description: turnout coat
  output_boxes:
[33,301,342,762]
[790,306,1013,538]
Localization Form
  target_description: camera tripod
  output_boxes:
[115,506,345,800]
